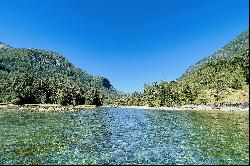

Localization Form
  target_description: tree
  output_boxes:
[92,90,102,106]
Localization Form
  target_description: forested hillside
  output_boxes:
[114,30,249,107]
[186,31,249,74]
[0,45,117,105]
[0,30,248,107]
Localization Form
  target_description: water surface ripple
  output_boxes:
[0,108,248,165]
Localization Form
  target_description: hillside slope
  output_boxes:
[178,30,249,105]
[0,45,117,105]
[114,30,249,106]
[186,31,249,75]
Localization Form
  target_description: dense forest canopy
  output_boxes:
[0,46,117,105]
[0,30,249,106]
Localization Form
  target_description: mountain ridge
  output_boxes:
[0,42,12,50]
[185,30,249,76]
[0,30,249,106]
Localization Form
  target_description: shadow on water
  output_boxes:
[0,108,248,164]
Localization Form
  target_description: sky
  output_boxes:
[0,0,249,93]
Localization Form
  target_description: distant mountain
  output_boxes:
[0,44,117,105]
[0,42,11,50]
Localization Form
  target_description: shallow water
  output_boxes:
[0,108,249,165]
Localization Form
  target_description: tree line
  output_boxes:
[0,72,102,106]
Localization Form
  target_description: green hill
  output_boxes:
[1,30,249,107]
[178,30,249,105]
[186,31,249,75]
[115,30,249,107]
[0,45,117,105]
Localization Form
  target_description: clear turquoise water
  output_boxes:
[0,108,249,165]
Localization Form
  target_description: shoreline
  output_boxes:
[0,104,248,112]
[0,104,96,112]
[101,105,249,112]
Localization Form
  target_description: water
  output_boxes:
[0,108,249,165]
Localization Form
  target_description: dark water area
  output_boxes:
[0,108,248,165]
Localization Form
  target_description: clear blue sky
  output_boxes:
[0,0,249,93]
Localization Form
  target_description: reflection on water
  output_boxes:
[0,108,248,164]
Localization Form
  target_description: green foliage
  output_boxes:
[0,30,248,107]
[0,47,118,105]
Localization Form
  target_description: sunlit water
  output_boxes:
[0,108,249,165]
